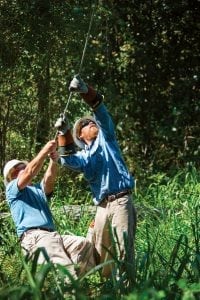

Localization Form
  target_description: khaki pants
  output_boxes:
[21,230,95,279]
[87,195,137,278]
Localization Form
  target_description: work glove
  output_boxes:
[54,113,69,135]
[54,114,76,156]
[69,74,88,93]
[69,74,103,110]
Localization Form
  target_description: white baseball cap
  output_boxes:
[3,159,28,185]
[72,116,97,149]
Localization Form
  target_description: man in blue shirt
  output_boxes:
[55,75,137,282]
[4,140,95,280]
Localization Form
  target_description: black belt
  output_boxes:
[20,227,54,241]
[101,190,132,204]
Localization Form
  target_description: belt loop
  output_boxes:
[107,194,116,202]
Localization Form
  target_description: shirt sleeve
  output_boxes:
[59,152,84,172]
[6,179,20,204]
[94,103,115,140]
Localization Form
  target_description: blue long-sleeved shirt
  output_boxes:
[60,103,134,205]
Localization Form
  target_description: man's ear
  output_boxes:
[79,133,83,140]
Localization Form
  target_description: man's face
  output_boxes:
[9,163,26,181]
[78,119,99,143]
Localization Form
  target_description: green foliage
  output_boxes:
[0,0,200,297]
[0,168,200,298]
[134,167,200,299]
[0,0,199,174]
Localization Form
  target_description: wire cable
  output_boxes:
[54,4,96,140]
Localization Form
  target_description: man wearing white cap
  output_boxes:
[55,75,137,282]
[3,140,95,280]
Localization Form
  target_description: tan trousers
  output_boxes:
[87,194,137,277]
[21,230,95,279]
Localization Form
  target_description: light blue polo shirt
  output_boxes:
[6,179,55,237]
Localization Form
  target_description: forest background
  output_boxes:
[0,1,200,298]
[0,0,199,196]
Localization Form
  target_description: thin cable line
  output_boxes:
[54,4,96,140]
[78,5,96,75]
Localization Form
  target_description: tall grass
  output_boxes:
[134,167,200,299]
[0,167,199,299]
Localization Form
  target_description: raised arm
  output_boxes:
[42,152,59,195]
[17,140,57,190]
[69,75,115,138]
